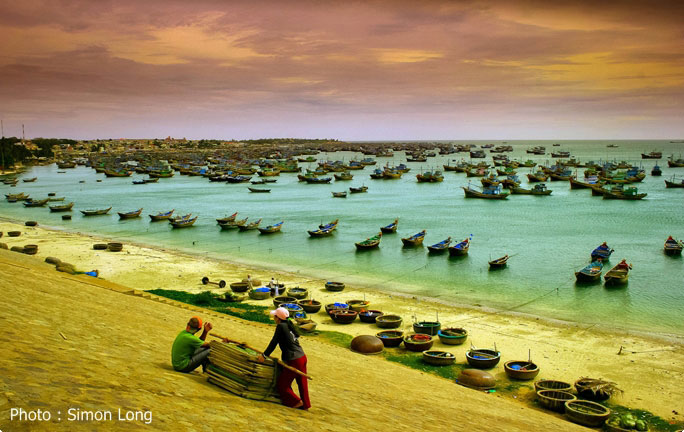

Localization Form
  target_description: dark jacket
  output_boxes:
[264,321,305,362]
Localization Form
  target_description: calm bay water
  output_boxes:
[2,140,684,336]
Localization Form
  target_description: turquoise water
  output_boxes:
[2,140,684,336]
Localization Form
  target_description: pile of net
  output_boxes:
[206,341,281,403]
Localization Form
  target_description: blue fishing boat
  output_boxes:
[427,237,451,253]
[149,209,174,221]
[448,238,470,256]
[591,243,613,261]
[401,230,426,247]
[380,219,398,233]
[575,260,604,282]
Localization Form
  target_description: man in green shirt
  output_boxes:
[171,316,214,373]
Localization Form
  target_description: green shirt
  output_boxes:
[171,330,204,371]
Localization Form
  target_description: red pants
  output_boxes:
[277,355,311,409]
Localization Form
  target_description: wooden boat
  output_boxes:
[118,208,142,219]
[504,360,540,380]
[143,177,159,183]
[448,238,470,256]
[651,164,662,176]
[427,237,451,253]
[664,236,683,255]
[437,328,468,345]
[380,219,398,233]
[413,321,441,336]
[569,177,602,189]
[104,169,133,177]
[251,179,266,184]
[575,260,604,282]
[355,232,382,250]
[641,151,662,159]
[216,212,238,224]
[23,198,49,207]
[132,179,146,185]
[564,400,611,428]
[22,177,37,183]
[376,330,404,347]
[248,187,271,193]
[220,217,248,230]
[334,172,353,181]
[48,197,65,201]
[403,334,434,352]
[664,178,684,188]
[465,348,501,368]
[591,243,613,261]
[238,218,262,231]
[416,171,444,182]
[401,230,426,247]
[81,207,112,216]
[462,184,509,199]
[422,351,455,366]
[511,184,552,195]
[667,158,684,168]
[527,171,548,182]
[331,191,347,198]
[169,213,192,223]
[170,216,198,228]
[604,260,631,286]
[258,221,284,234]
[349,185,368,193]
[226,175,252,183]
[149,209,174,221]
[603,186,647,200]
[256,168,280,177]
[488,255,509,269]
[6,192,28,200]
[49,202,74,212]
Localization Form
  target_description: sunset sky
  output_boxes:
[1,0,683,140]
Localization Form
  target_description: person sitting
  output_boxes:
[617,259,631,270]
[171,316,213,373]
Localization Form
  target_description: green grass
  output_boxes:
[314,330,354,348]
[146,289,272,323]
[604,403,684,432]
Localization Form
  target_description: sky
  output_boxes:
[1,0,683,140]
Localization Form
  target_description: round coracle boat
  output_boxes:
[8,231,21,237]
[456,369,496,390]
[269,284,286,297]
[288,287,308,299]
[330,309,358,324]
[325,281,345,292]
[280,302,304,314]
[437,327,468,345]
[375,314,402,329]
[504,360,540,380]
[403,334,434,352]
[413,321,441,336]
[242,277,262,286]
[537,390,576,412]
[230,282,250,293]
[574,377,615,401]
[325,302,349,316]
[347,299,370,312]
[25,221,38,227]
[422,350,455,366]
[273,296,296,308]
[534,380,572,393]
[297,299,322,313]
[293,318,317,333]
[376,330,404,347]
[465,348,501,369]
[564,400,611,428]
[22,244,38,255]
[107,242,123,252]
[358,310,383,323]
[248,288,271,300]
[350,335,383,355]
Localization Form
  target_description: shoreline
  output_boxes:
[1,217,684,422]
[3,214,683,344]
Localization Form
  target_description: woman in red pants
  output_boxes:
[258,307,311,409]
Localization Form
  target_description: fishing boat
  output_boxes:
[170,216,198,228]
[355,232,382,250]
[667,157,684,168]
[81,207,112,216]
[304,176,332,184]
[22,198,48,207]
[256,168,280,177]
[604,260,631,286]
[331,191,347,198]
[258,221,284,234]
[569,176,602,189]
[143,177,159,183]
[641,151,662,159]
[308,219,338,237]
[318,219,339,231]
[216,212,238,224]
[226,175,252,183]
[602,186,647,200]
[219,217,246,230]
[448,238,470,256]
[22,177,37,182]
[118,208,143,219]
[651,164,662,176]
[238,218,262,231]
[427,237,451,253]
[334,172,353,181]
[462,184,509,199]
[6,192,28,201]
[527,171,548,182]
[510,184,552,195]
[47,196,65,201]
[664,177,684,188]
[380,219,398,233]
[575,260,604,282]
[251,179,266,184]
[248,187,271,193]
[132,179,146,185]
[149,209,174,221]
[104,169,133,177]
[416,171,444,182]
[591,243,613,261]
[465,347,501,369]
[664,236,683,255]
[49,202,74,212]
[349,185,368,193]
[488,255,509,269]
[401,230,426,247]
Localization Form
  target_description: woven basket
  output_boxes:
[297,299,322,313]
[537,390,576,412]
[534,380,572,393]
[248,289,271,300]
[564,400,610,427]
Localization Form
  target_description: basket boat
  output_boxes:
[422,350,455,366]
[347,299,370,312]
[465,348,501,368]
[248,288,271,300]
[107,242,123,252]
[574,377,614,401]
[437,328,468,345]
[564,400,611,427]
[413,321,441,336]
[534,380,572,393]
[376,330,403,347]
[230,282,250,293]
[330,309,358,324]
[403,334,434,352]
[375,314,402,329]
[504,360,540,380]
[273,296,296,308]
[325,302,349,316]
[537,390,576,412]
[297,299,322,313]
[325,281,345,291]
[359,310,383,323]
[287,287,308,299]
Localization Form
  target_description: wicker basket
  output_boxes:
[376,314,402,329]
[564,400,610,427]
[347,299,370,312]
[22,244,38,255]
[330,309,358,324]
[288,288,308,299]
[534,380,572,393]
[297,299,322,313]
[325,281,345,291]
[25,221,38,227]
[536,390,576,412]
[107,242,123,252]
[359,310,383,323]
[8,231,21,237]
[273,296,296,308]
[437,328,468,345]
[403,334,434,352]
[230,282,250,293]
[376,330,403,347]
[248,289,271,300]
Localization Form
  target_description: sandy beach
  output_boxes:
[1,219,683,430]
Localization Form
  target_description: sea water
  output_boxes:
[2,140,683,336]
